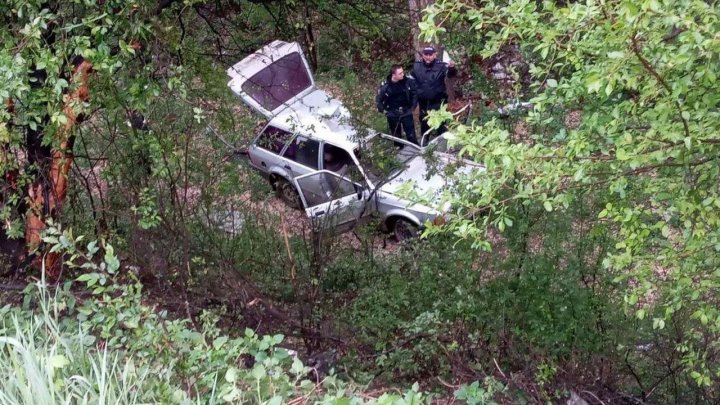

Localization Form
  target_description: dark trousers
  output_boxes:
[387,114,417,145]
[419,98,448,144]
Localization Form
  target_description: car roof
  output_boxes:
[265,89,365,150]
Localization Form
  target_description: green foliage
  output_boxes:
[341,204,626,396]
[10,0,715,402]
[310,1,412,74]
[0,230,438,404]
[0,290,150,405]
[454,378,505,405]
[423,0,720,400]
[1,1,140,237]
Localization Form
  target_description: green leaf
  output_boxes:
[104,244,120,273]
[266,396,283,405]
[213,336,228,349]
[251,364,267,380]
[49,355,69,369]
[586,73,602,93]
[225,367,238,383]
[605,81,614,96]
[87,240,98,256]
[291,357,305,375]
[661,225,670,237]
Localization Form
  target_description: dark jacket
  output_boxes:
[411,60,457,103]
[376,76,417,117]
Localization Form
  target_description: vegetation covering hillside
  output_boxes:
[2,0,719,403]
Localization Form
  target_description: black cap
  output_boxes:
[422,46,436,55]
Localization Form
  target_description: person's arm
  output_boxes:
[409,79,418,111]
[375,83,385,113]
[412,62,426,100]
[411,62,422,83]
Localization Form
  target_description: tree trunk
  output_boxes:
[446,69,457,103]
[303,1,318,71]
[408,0,433,61]
[408,0,457,102]
[25,60,92,275]
[21,1,179,276]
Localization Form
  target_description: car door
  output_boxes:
[293,170,371,230]
[227,41,315,119]
[279,135,320,179]
[248,125,294,172]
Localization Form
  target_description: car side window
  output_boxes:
[256,126,292,154]
[322,143,362,182]
[283,136,319,169]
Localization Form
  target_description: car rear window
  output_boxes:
[241,52,312,112]
[256,126,292,154]
[283,136,319,169]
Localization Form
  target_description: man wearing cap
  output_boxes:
[411,45,457,141]
[376,64,418,145]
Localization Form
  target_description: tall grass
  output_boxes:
[0,252,433,405]
[0,273,149,405]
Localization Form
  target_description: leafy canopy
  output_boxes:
[423,0,720,389]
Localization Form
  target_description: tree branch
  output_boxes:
[630,34,691,140]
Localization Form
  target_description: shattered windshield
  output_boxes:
[354,134,420,184]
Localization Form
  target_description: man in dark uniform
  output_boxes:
[411,46,457,142]
[376,64,418,145]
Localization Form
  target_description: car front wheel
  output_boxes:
[393,217,419,242]
[275,178,302,210]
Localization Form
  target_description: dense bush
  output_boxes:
[0,232,446,405]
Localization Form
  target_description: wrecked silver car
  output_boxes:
[227,41,481,240]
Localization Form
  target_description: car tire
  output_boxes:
[392,217,419,242]
[275,178,302,210]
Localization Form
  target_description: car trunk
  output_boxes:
[227,40,316,119]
